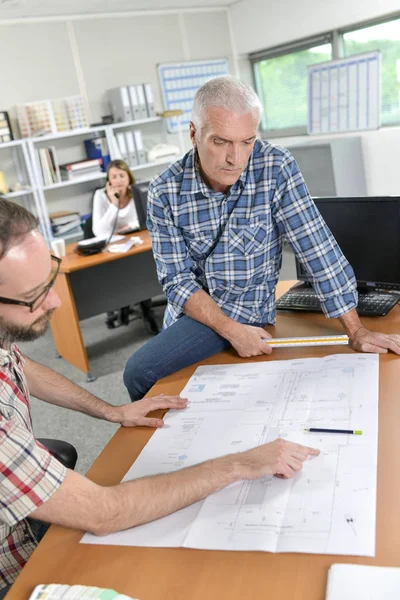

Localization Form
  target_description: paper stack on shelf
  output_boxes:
[51,98,71,132]
[50,211,82,238]
[59,158,103,181]
[65,96,89,130]
[37,146,61,186]
[17,100,57,137]
[16,96,89,137]
[16,105,31,138]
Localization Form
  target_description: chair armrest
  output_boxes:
[38,438,78,470]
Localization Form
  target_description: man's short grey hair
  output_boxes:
[191,76,263,129]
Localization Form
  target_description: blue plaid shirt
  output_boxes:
[147,140,358,328]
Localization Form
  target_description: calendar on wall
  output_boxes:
[158,58,230,132]
[308,51,381,135]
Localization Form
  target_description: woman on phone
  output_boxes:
[92,159,140,237]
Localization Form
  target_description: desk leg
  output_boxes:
[51,273,92,378]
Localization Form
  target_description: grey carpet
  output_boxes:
[20,246,297,475]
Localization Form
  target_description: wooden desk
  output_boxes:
[8,282,400,600]
[50,230,162,380]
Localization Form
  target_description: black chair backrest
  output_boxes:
[132,184,147,230]
[83,214,94,239]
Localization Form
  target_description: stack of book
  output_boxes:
[37,146,61,186]
[50,211,82,238]
[59,158,103,181]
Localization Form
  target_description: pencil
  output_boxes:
[304,428,363,435]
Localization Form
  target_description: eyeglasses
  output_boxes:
[0,255,61,313]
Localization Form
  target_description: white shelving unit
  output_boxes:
[0,139,48,236]
[109,117,161,130]
[0,139,27,149]
[131,159,172,172]
[0,115,182,243]
[42,172,107,191]
[29,124,108,143]
[2,188,33,199]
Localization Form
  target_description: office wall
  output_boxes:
[230,0,400,55]
[73,15,184,124]
[0,21,80,112]
[183,12,232,61]
[0,9,234,131]
[0,9,233,216]
[230,0,400,196]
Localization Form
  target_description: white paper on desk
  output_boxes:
[82,354,378,557]
[326,564,400,600]
[107,237,143,253]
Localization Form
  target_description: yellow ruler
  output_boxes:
[265,335,349,348]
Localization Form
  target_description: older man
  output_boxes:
[123,75,400,401]
[0,199,319,598]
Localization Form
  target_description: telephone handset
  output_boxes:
[75,189,121,256]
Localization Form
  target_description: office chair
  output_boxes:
[38,438,78,470]
[85,185,165,334]
[82,214,131,328]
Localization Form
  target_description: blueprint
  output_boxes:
[82,354,378,556]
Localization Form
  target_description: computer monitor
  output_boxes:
[296,196,400,292]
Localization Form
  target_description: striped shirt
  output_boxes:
[0,345,66,591]
[147,140,358,328]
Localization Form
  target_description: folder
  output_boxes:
[108,87,132,122]
[128,85,141,121]
[143,83,156,118]
[115,132,129,162]
[125,131,138,167]
[135,84,148,120]
[133,129,146,164]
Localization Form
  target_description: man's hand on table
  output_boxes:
[237,438,320,480]
[112,395,188,428]
[350,327,400,355]
[224,322,273,358]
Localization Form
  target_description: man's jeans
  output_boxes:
[0,519,49,599]
[123,315,267,401]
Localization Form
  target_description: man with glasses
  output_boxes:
[0,198,320,597]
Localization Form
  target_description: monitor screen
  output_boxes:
[296,196,400,291]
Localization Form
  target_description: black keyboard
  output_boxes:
[276,288,400,316]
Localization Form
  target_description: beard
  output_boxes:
[0,309,55,343]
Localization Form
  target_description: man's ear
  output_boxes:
[189,122,197,148]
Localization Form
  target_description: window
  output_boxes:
[342,17,400,125]
[252,38,332,134]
